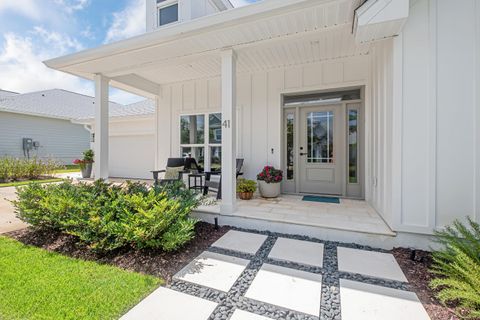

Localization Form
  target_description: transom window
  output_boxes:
[157,0,178,26]
[180,113,222,171]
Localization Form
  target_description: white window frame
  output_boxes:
[157,0,179,27]
[179,112,222,172]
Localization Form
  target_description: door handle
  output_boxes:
[299,152,307,156]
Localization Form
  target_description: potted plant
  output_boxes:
[257,166,283,198]
[74,149,94,178]
[237,178,257,200]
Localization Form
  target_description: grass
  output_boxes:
[0,178,64,188]
[54,164,81,173]
[0,236,162,320]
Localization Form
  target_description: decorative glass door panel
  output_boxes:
[307,111,334,164]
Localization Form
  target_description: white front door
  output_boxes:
[299,105,345,195]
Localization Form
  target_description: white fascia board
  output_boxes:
[356,0,408,26]
[44,0,329,70]
[354,0,409,43]
[210,0,234,11]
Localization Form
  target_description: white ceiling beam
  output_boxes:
[110,74,161,98]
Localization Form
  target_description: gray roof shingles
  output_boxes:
[0,89,154,121]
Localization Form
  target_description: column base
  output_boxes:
[220,202,238,215]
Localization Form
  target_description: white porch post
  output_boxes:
[94,74,110,180]
[220,48,237,213]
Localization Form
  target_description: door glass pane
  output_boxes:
[307,111,334,163]
[180,115,204,144]
[286,113,295,180]
[159,4,178,26]
[210,146,222,172]
[348,109,358,183]
[209,113,222,144]
[181,147,204,168]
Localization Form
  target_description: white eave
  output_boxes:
[353,0,409,44]
[45,0,368,98]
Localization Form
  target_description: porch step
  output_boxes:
[193,207,399,251]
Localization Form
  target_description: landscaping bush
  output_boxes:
[13,180,201,252]
[430,217,480,319]
[0,157,63,182]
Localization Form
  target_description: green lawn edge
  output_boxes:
[0,236,162,320]
[0,178,64,188]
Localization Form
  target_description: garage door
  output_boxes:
[109,135,155,179]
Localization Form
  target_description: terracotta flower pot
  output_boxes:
[258,180,281,198]
[238,192,254,200]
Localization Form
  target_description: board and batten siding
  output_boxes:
[156,56,370,187]
[386,0,480,233]
[0,111,90,164]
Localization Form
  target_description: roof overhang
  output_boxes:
[353,0,409,43]
[45,0,368,98]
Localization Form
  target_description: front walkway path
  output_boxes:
[0,187,27,234]
[122,229,431,320]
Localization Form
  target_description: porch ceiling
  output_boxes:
[45,0,368,97]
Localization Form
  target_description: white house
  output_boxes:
[45,0,480,249]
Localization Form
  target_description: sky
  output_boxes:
[0,0,259,104]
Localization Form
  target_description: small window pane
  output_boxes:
[307,111,334,163]
[286,113,294,180]
[209,113,222,144]
[181,147,204,168]
[348,109,358,183]
[180,115,204,145]
[159,4,178,26]
[210,146,222,172]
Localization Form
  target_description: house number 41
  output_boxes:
[222,120,231,129]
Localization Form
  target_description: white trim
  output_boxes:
[427,0,438,231]
[391,33,403,230]
[475,0,480,223]
[94,74,110,180]
[220,48,237,214]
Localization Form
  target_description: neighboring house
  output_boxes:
[0,89,19,98]
[0,89,123,164]
[45,0,480,249]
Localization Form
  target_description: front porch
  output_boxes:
[196,194,395,237]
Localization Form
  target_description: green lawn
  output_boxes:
[0,237,162,320]
[54,164,81,173]
[0,178,64,188]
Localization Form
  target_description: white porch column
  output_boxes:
[220,48,237,214]
[94,74,110,180]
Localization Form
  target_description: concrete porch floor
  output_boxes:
[197,195,395,237]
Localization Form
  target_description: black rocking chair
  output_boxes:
[204,159,244,200]
[151,157,203,186]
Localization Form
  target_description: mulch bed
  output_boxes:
[6,222,230,284]
[392,248,459,320]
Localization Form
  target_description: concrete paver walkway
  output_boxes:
[0,187,27,234]
[122,229,431,320]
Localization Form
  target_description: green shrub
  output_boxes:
[13,180,201,252]
[0,157,63,182]
[236,178,257,193]
[430,217,480,319]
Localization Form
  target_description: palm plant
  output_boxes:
[430,217,480,319]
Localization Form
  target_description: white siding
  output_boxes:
[0,111,90,164]
[390,0,480,232]
[369,40,394,228]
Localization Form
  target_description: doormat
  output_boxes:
[302,195,340,204]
